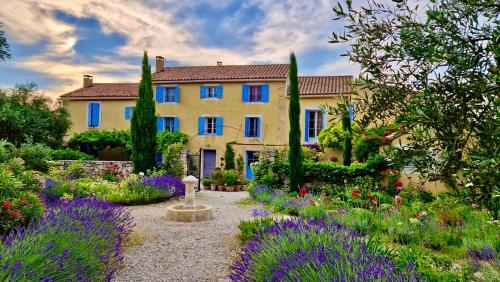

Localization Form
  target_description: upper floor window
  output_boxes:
[157,116,178,133]
[198,116,223,136]
[87,102,100,128]
[156,86,179,103]
[124,106,134,121]
[249,86,262,102]
[245,117,261,138]
[242,84,269,103]
[305,110,324,142]
[207,86,217,98]
[200,85,223,99]
[205,117,217,135]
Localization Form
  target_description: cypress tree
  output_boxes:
[342,114,352,166]
[131,51,157,173]
[288,52,304,192]
[224,143,235,170]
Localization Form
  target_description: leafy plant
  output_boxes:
[50,148,95,160]
[237,218,273,245]
[161,142,184,178]
[236,154,244,177]
[16,142,52,172]
[157,131,188,152]
[224,143,235,170]
[223,170,238,186]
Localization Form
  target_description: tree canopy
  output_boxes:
[0,23,10,61]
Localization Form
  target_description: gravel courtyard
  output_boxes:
[113,190,258,282]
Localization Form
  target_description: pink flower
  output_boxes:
[471,203,478,209]
[395,195,403,209]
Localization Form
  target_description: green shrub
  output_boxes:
[16,142,52,172]
[68,130,131,156]
[211,168,224,185]
[201,178,212,186]
[318,122,360,150]
[299,205,327,219]
[236,154,244,177]
[354,126,390,162]
[50,148,95,160]
[0,139,15,162]
[224,143,235,170]
[223,170,238,186]
[237,218,274,245]
[157,131,188,152]
[161,142,184,178]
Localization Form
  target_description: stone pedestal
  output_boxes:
[183,175,196,209]
[165,175,213,222]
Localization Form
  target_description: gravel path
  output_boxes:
[113,190,258,282]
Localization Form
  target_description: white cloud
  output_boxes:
[316,58,360,76]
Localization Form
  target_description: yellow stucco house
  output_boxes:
[60,56,352,179]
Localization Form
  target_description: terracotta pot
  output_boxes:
[210,184,217,191]
[225,185,235,192]
[235,185,241,192]
[203,185,210,190]
[218,185,226,191]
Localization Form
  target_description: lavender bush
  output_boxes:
[0,198,134,281]
[141,174,185,197]
[230,217,424,282]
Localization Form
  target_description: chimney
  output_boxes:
[217,61,222,66]
[83,75,93,88]
[156,56,165,72]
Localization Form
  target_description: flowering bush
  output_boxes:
[230,217,422,281]
[140,174,185,197]
[0,198,133,281]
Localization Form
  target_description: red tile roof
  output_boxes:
[152,64,289,82]
[60,83,138,99]
[298,76,353,96]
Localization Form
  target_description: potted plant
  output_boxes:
[211,168,225,191]
[201,178,212,190]
[239,178,250,190]
[223,170,238,192]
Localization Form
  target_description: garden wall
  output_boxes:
[51,160,133,178]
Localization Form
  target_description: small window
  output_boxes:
[164,87,176,102]
[247,117,260,138]
[88,102,100,127]
[207,86,217,98]
[205,117,217,135]
[307,110,323,140]
[163,117,175,132]
[249,85,262,102]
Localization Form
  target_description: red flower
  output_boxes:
[373,133,379,138]
[352,189,361,197]
[366,195,375,200]
[2,201,12,210]
[364,136,370,141]
[299,187,307,198]
[395,180,404,190]
[8,210,21,219]
[381,137,388,142]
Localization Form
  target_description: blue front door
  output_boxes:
[246,151,259,179]
[203,150,216,178]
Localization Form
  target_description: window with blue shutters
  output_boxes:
[245,117,261,138]
[87,102,100,127]
[207,86,216,98]
[200,85,223,100]
[156,86,179,103]
[242,84,269,103]
[305,110,324,142]
[198,116,222,136]
[124,106,134,121]
[157,116,178,132]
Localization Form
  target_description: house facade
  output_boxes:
[60,57,353,179]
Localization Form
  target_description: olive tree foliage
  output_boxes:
[0,23,11,61]
[0,83,70,148]
[328,0,499,190]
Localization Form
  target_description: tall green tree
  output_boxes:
[342,114,352,166]
[224,143,235,170]
[0,83,70,148]
[288,52,304,192]
[329,0,499,191]
[0,23,11,61]
[131,51,157,173]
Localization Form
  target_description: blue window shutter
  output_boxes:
[173,117,179,132]
[91,103,100,126]
[304,110,310,142]
[216,117,223,136]
[200,85,206,99]
[156,152,163,163]
[256,117,261,137]
[242,84,249,102]
[155,87,163,102]
[87,103,92,126]
[262,84,269,102]
[198,117,205,135]
[174,86,180,103]
[125,106,131,120]
[216,85,223,99]
[244,117,250,137]
[157,117,164,132]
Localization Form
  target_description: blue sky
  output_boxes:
[0,0,362,99]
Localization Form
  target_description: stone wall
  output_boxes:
[51,160,133,178]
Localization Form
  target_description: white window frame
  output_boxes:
[163,116,175,132]
[249,85,263,102]
[205,117,217,135]
[245,114,262,139]
[306,109,323,143]
[163,87,176,103]
[207,86,217,98]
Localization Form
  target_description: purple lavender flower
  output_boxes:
[0,198,134,281]
[141,175,185,197]
[251,208,271,217]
